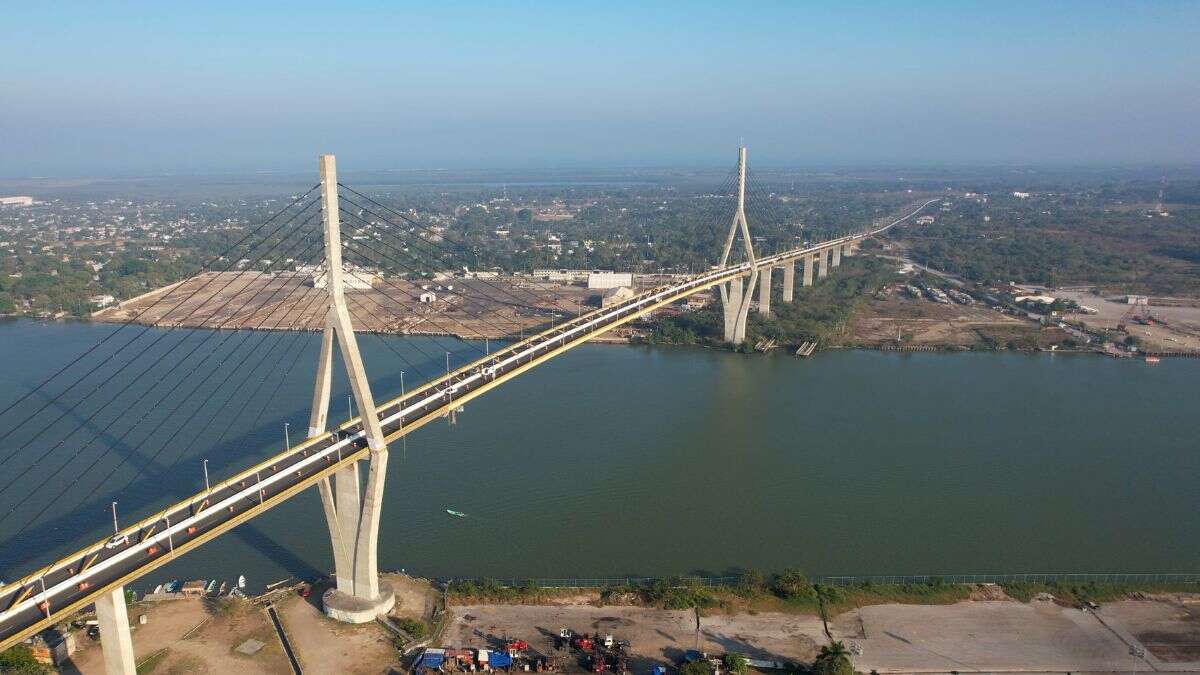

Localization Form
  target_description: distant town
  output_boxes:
[2,166,1198,356]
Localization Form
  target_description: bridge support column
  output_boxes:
[95,586,135,675]
[803,255,814,287]
[843,241,854,257]
[310,154,395,624]
[782,263,794,302]
[817,249,829,279]
[723,276,743,343]
[757,266,772,317]
[831,245,841,268]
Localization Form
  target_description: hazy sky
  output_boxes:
[2,1,1197,177]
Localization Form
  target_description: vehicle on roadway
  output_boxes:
[104,533,129,550]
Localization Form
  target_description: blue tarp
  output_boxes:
[420,652,446,669]
[489,651,513,668]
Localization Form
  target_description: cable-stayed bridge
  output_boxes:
[0,150,935,671]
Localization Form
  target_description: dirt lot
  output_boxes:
[847,291,1063,349]
[1057,289,1200,353]
[1100,596,1200,666]
[59,579,1200,673]
[65,573,436,674]
[94,271,594,340]
[442,604,825,670]
[66,597,292,674]
[444,594,1200,673]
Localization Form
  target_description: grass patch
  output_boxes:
[447,578,589,604]
[1000,581,1200,604]
[393,616,427,639]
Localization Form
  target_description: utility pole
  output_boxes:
[202,459,210,493]
[110,501,118,534]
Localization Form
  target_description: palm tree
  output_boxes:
[818,641,849,659]
[814,641,852,675]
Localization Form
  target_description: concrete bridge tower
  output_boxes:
[717,147,758,344]
[310,155,396,622]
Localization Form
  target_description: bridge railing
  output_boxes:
[443,572,1200,588]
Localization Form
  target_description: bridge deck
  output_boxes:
[0,200,936,650]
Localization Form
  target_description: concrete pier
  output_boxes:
[843,241,854,257]
[724,277,743,342]
[782,263,795,302]
[95,586,135,675]
[831,245,841,268]
[817,249,829,279]
[803,255,815,287]
[758,266,772,316]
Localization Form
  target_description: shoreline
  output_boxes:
[7,314,1199,357]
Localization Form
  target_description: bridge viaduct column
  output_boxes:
[782,262,795,302]
[95,586,135,675]
[803,255,815,287]
[817,248,829,279]
[831,244,841,268]
[843,241,854,257]
[758,266,772,316]
[311,154,395,624]
[723,276,743,342]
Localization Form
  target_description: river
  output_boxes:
[0,319,1196,592]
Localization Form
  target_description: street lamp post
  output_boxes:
[110,501,119,534]
[284,422,290,450]
[202,459,210,493]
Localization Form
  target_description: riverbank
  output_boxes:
[49,574,1200,673]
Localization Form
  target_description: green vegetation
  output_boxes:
[722,652,748,674]
[447,578,578,604]
[626,577,722,610]
[641,257,894,350]
[812,641,853,675]
[678,660,713,675]
[998,580,1200,604]
[393,616,428,639]
[0,645,49,674]
[898,193,1200,295]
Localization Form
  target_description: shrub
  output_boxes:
[394,617,427,639]
[722,652,748,674]
[771,568,815,601]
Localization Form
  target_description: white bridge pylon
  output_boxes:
[717,146,860,344]
[718,147,758,344]
[310,154,396,622]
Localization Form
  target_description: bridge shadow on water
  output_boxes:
[0,341,463,578]
[0,392,328,578]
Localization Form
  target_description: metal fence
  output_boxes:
[446,572,1200,589]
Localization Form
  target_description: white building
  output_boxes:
[89,294,116,308]
[0,196,33,207]
[419,291,437,303]
[587,271,634,290]
[298,264,378,290]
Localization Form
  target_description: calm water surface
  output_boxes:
[0,319,1196,592]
